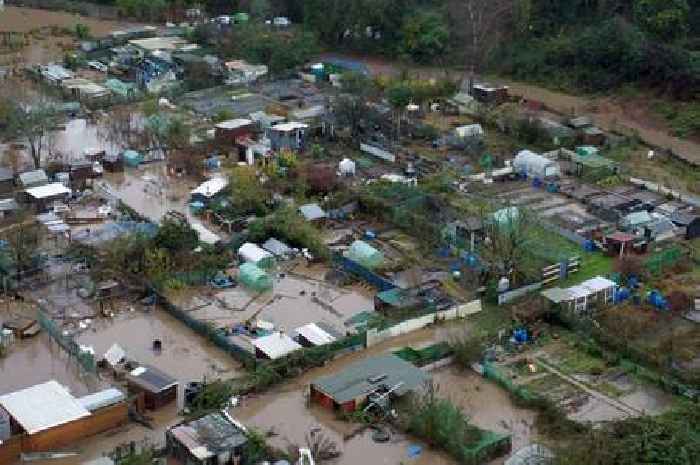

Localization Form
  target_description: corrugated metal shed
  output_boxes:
[26,183,71,199]
[18,169,48,188]
[252,332,301,359]
[312,355,429,404]
[126,365,177,394]
[169,412,247,460]
[0,381,90,435]
[77,388,125,412]
[299,203,327,221]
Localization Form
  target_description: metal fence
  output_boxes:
[37,307,96,373]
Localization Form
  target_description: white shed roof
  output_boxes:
[215,119,253,130]
[0,381,90,434]
[581,276,616,293]
[26,183,71,199]
[77,388,125,412]
[252,332,301,359]
[238,242,273,264]
[295,323,336,346]
[299,203,327,221]
[272,122,308,132]
[191,177,228,198]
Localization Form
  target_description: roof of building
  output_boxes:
[262,237,293,257]
[623,210,653,227]
[249,111,285,127]
[18,169,48,187]
[238,242,274,264]
[191,177,228,198]
[271,122,309,132]
[61,78,110,96]
[299,203,327,221]
[126,365,178,394]
[26,183,71,199]
[0,199,18,212]
[128,37,197,52]
[312,355,429,404]
[0,381,91,435]
[294,323,336,346]
[541,276,616,304]
[170,412,247,460]
[252,332,302,359]
[77,388,126,412]
[215,118,253,130]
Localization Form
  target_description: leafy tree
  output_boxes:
[634,0,690,41]
[400,12,449,64]
[250,0,272,19]
[74,23,91,39]
[5,96,57,169]
[229,165,268,215]
[153,217,198,253]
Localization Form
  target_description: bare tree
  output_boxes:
[1,87,57,169]
[450,0,512,90]
[478,203,537,286]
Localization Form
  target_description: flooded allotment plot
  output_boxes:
[165,261,375,353]
[232,327,457,465]
[24,261,243,388]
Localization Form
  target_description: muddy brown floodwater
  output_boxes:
[77,306,243,388]
[0,332,105,396]
[431,366,538,459]
[232,326,462,465]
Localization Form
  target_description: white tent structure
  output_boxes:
[513,150,560,178]
[339,158,356,176]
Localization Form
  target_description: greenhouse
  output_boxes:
[513,150,560,178]
[239,263,272,292]
[238,243,275,269]
[344,240,384,270]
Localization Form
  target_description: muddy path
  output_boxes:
[318,52,700,168]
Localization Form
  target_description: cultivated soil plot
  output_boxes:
[497,340,675,424]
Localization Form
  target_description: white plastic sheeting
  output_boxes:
[513,150,560,178]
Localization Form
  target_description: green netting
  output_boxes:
[239,263,272,291]
[344,240,383,269]
[38,307,96,373]
[645,246,683,276]
[393,342,452,366]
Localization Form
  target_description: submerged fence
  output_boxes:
[37,306,96,373]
